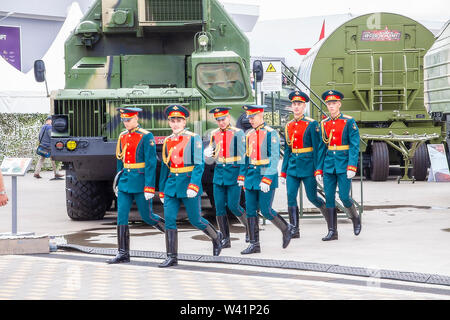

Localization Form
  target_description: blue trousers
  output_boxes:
[117,191,162,226]
[163,195,210,230]
[323,172,353,208]
[245,188,278,220]
[286,175,324,208]
[213,183,245,217]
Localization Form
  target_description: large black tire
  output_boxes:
[412,143,430,181]
[65,170,109,220]
[370,141,389,181]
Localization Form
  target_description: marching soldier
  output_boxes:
[315,90,362,241]
[158,105,223,268]
[108,107,165,264]
[204,107,250,247]
[280,91,327,238]
[239,105,294,254]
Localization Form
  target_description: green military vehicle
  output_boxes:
[296,13,444,182]
[35,0,255,220]
[424,20,450,151]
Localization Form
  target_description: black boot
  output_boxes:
[346,204,361,236]
[203,223,223,256]
[288,206,300,238]
[271,214,294,249]
[322,208,338,241]
[241,216,260,254]
[216,215,231,248]
[107,225,130,264]
[153,217,166,233]
[159,229,178,268]
[318,203,329,225]
[236,212,250,243]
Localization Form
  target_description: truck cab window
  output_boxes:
[196,63,247,100]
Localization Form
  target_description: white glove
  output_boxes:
[160,197,164,204]
[144,192,154,200]
[238,180,244,187]
[259,182,270,193]
[186,189,198,198]
[204,146,213,158]
[316,175,323,185]
[280,177,286,185]
[347,170,356,179]
[114,186,118,197]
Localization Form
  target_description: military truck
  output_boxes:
[424,20,450,150]
[35,0,255,220]
[296,13,443,182]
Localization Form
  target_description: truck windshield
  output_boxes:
[196,63,247,100]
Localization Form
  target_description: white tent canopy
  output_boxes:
[0,2,83,113]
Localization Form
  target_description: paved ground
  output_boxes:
[0,169,449,300]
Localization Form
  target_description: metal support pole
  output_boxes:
[11,176,17,235]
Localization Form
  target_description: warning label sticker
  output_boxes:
[266,63,277,72]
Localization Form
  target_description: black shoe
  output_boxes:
[216,215,231,248]
[153,218,165,233]
[203,223,223,256]
[159,229,178,268]
[236,212,250,243]
[322,208,338,241]
[346,205,361,236]
[288,206,300,238]
[271,214,293,249]
[107,225,130,264]
[241,216,260,254]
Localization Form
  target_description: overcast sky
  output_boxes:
[226,0,449,22]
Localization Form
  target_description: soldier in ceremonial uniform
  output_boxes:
[315,90,362,241]
[239,105,294,254]
[204,107,249,248]
[280,91,327,238]
[158,105,223,268]
[108,107,165,264]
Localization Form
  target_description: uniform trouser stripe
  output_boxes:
[323,172,353,208]
[286,175,324,208]
[163,195,209,230]
[213,183,244,217]
[117,191,161,226]
[245,188,277,220]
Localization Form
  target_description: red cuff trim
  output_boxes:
[144,187,155,193]
[314,170,323,176]
[261,177,272,185]
[159,192,164,199]
[280,172,287,178]
[188,184,199,192]
[347,166,357,172]
[238,175,245,181]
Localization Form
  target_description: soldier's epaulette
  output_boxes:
[321,117,330,123]
[342,114,353,119]
[264,125,274,132]
[304,116,315,122]
[246,128,255,137]
[211,128,220,135]
[230,126,241,132]
[137,128,149,134]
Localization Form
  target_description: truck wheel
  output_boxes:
[412,143,430,181]
[65,171,108,220]
[370,142,389,181]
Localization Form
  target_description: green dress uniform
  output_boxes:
[108,107,165,264]
[281,91,326,238]
[158,105,223,268]
[240,105,294,255]
[208,107,249,248]
[317,90,362,241]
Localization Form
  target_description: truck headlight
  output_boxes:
[55,141,65,150]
